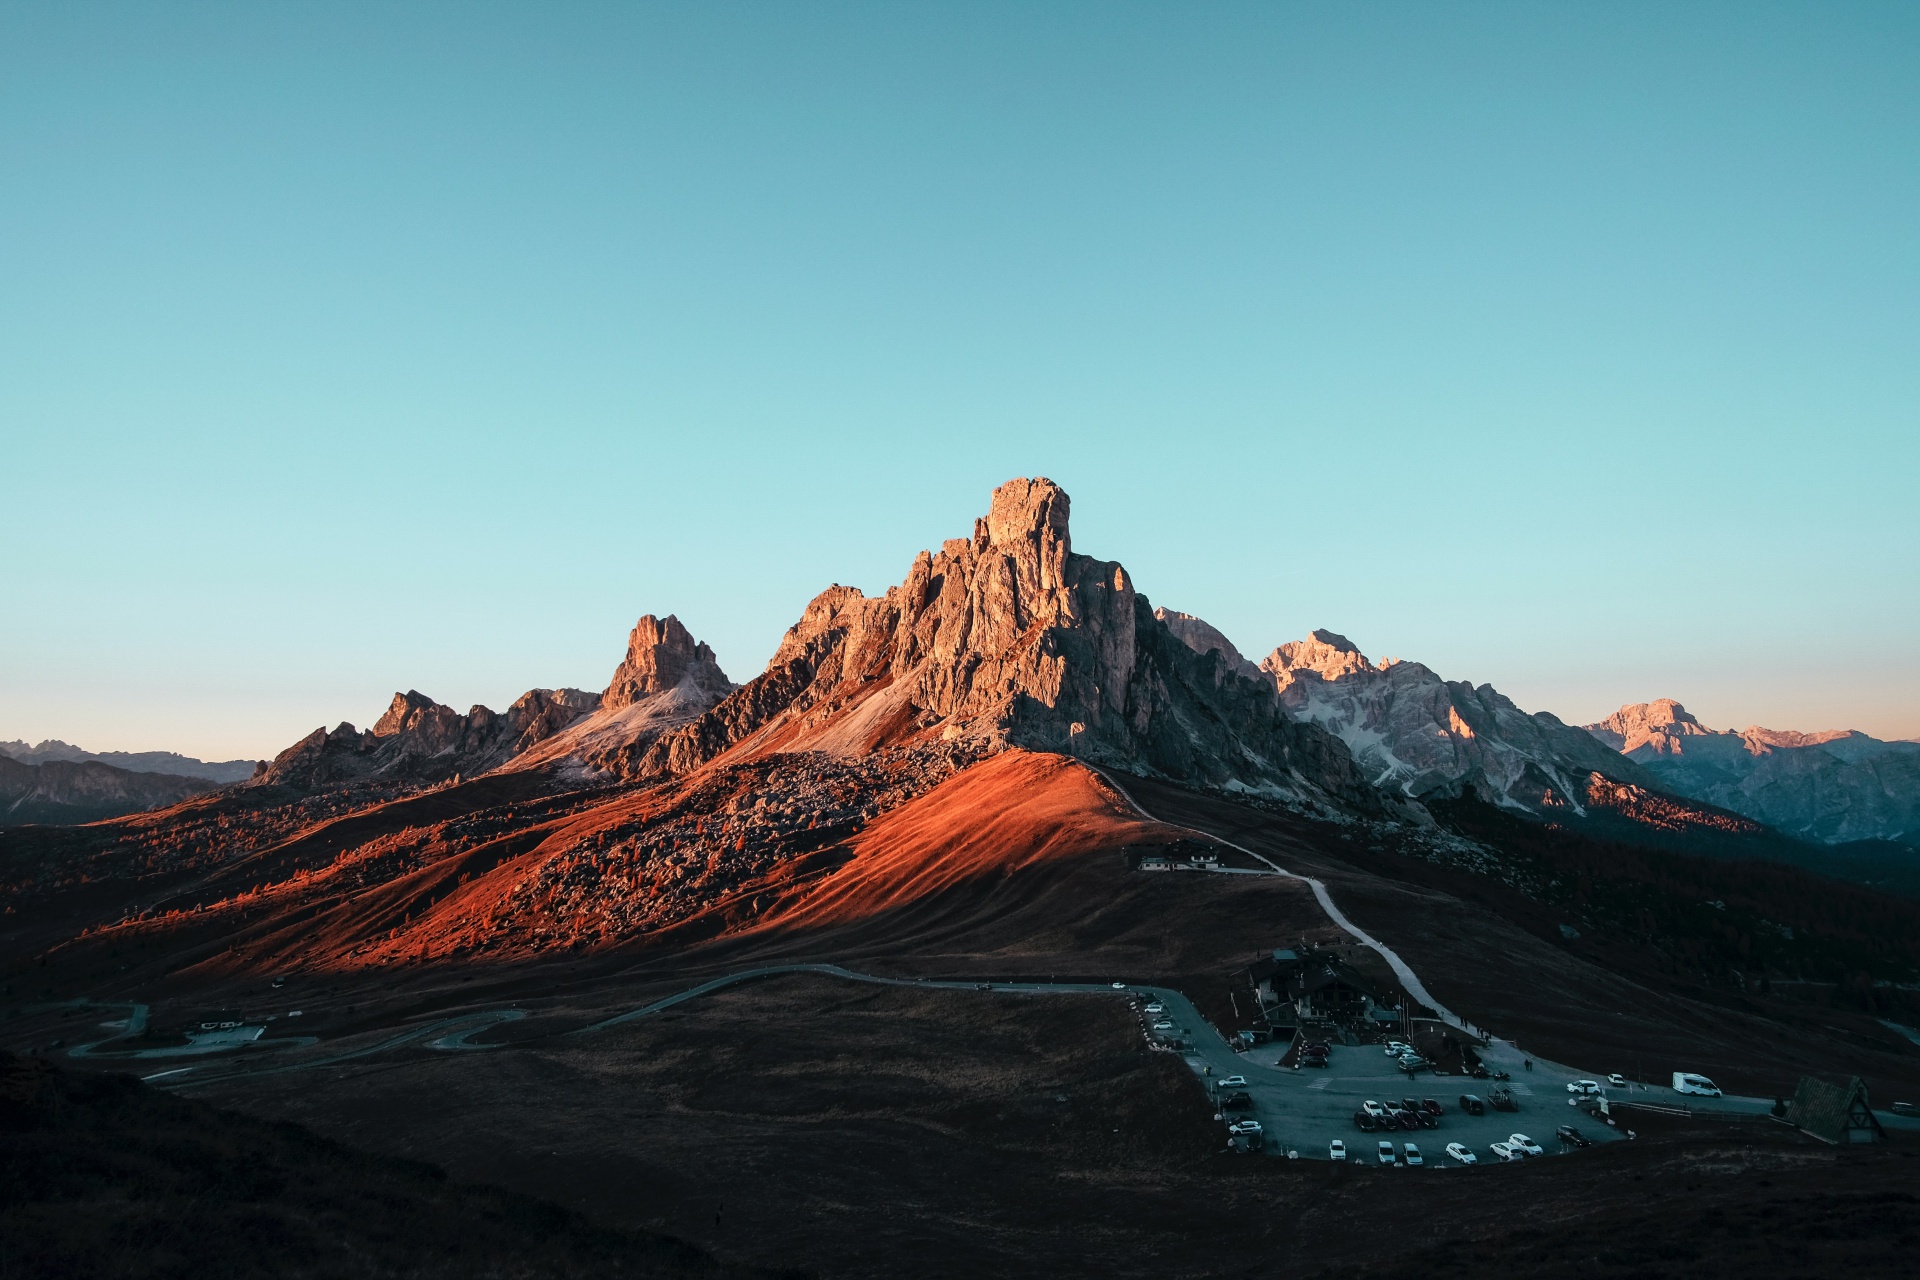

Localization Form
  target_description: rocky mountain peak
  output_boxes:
[1261,629,1375,690]
[624,477,1374,804]
[604,614,733,711]
[979,476,1071,583]
[1582,699,1710,753]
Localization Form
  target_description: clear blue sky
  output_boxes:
[4,2,1916,760]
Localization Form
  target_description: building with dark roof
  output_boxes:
[1785,1075,1886,1144]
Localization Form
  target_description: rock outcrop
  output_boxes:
[505,615,736,777]
[0,755,220,825]
[256,686,603,790]
[617,478,1375,805]
[1259,629,1653,811]
[1584,701,1920,846]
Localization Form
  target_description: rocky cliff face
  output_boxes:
[0,755,220,825]
[256,686,603,790]
[1257,629,1652,812]
[617,478,1375,805]
[1152,608,1263,680]
[1584,701,1920,846]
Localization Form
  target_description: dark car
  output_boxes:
[1469,1065,1490,1079]
[1420,1098,1444,1116]
[1459,1094,1486,1115]
[1220,1091,1253,1112]
[1301,1042,1331,1056]
[1354,1110,1377,1131]
[1395,1110,1421,1131]
[1301,1054,1329,1068]
[1556,1124,1591,1147]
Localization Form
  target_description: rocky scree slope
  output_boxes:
[615,478,1375,807]
[1586,699,1920,846]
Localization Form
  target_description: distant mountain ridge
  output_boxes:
[0,754,219,825]
[0,739,256,784]
[1584,699,1920,847]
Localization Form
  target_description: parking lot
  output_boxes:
[1134,985,1636,1161]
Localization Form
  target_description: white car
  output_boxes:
[1362,1099,1387,1118]
[1152,1020,1175,1031]
[1385,1041,1411,1056]
[1376,1140,1397,1165]
[1489,1141,1521,1161]
[1607,1073,1628,1087]
[1328,1139,1347,1161]
[1227,1119,1263,1135]
[1218,1075,1247,1089]
[1111,981,1127,989]
[1508,1133,1544,1156]
[1445,1142,1477,1165]
[1567,1080,1601,1095]
[1144,1002,1165,1015]
[1403,1143,1423,1167]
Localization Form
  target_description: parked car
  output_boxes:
[1301,1053,1329,1068]
[1555,1125,1591,1147]
[1144,1002,1164,1015]
[1354,1110,1378,1132]
[1607,1073,1628,1087]
[1459,1094,1486,1115]
[1227,1119,1263,1135]
[1445,1142,1477,1165]
[1403,1143,1423,1167]
[1420,1098,1444,1116]
[1385,1041,1412,1057]
[1396,1110,1422,1131]
[1377,1140,1397,1165]
[1301,1042,1331,1056]
[1329,1139,1347,1161]
[1152,1020,1175,1031]
[1362,1100,1387,1118]
[1489,1141,1522,1161]
[1508,1133,1544,1156]
[1567,1080,1602,1095]
[1672,1072,1722,1097]
[1220,1091,1253,1112]
[1219,1076,1248,1089]
[1488,1087,1517,1111]
[1469,1065,1490,1079]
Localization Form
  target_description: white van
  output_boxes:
[1672,1071,1722,1097]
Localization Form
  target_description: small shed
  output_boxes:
[1785,1076,1886,1145]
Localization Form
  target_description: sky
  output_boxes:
[2,2,1917,761]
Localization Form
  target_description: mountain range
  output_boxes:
[9,476,1920,1280]
[6,477,1915,874]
